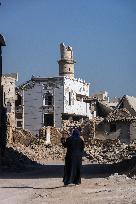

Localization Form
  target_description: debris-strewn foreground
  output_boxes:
[1,128,136,204]
[0,169,136,204]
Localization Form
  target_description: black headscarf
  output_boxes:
[72,128,80,138]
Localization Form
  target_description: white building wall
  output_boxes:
[64,77,91,118]
[17,76,91,133]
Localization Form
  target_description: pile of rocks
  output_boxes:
[12,129,37,146]
[81,117,104,140]
[3,128,136,170]
[39,127,62,145]
[9,142,65,163]
[62,120,81,131]
[50,127,62,145]
[5,128,65,166]
[84,139,136,164]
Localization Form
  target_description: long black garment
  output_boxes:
[62,135,84,185]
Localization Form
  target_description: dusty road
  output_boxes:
[0,162,136,204]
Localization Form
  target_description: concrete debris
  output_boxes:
[81,117,104,140]
[39,126,62,145]
[84,139,136,164]
[12,129,37,146]
[105,108,135,122]
[4,128,65,167]
[62,120,82,131]
[2,127,136,170]
[108,173,131,181]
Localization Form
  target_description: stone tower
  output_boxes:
[58,43,76,79]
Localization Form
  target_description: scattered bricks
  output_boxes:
[3,126,136,171]
[84,139,136,164]
[39,126,62,145]
[5,128,65,166]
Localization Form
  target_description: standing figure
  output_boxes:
[61,128,84,186]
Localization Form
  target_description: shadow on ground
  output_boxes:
[0,147,136,179]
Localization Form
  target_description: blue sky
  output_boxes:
[0,0,136,97]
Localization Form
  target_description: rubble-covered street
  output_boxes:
[1,128,136,203]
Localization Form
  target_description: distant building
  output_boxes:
[16,43,91,134]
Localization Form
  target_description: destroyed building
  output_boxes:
[0,73,18,144]
[83,91,118,118]
[94,108,136,143]
[16,43,92,134]
[83,93,136,143]
[2,73,18,128]
[117,95,136,117]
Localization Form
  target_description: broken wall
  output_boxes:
[2,76,17,128]
[96,121,130,144]
[119,98,136,117]
[130,120,136,141]
[64,77,91,118]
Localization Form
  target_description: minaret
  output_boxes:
[58,42,76,79]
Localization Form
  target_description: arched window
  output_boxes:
[43,92,53,106]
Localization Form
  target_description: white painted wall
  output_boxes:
[63,77,91,118]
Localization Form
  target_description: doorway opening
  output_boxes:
[44,114,54,127]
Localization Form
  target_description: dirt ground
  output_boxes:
[0,161,136,204]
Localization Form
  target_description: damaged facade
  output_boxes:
[117,95,136,117]
[84,91,118,118]
[95,108,136,143]
[2,73,18,127]
[16,43,91,134]
[83,93,136,143]
[1,73,18,143]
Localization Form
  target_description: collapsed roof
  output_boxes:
[105,108,136,122]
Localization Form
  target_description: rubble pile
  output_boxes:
[50,127,62,145]
[39,127,62,145]
[81,117,104,140]
[106,108,135,122]
[12,129,37,146]
[2,127,136,170]
[107,173,131,182]
[62,120,82,131]
[81,120,94,139]
[5,128,65,166]
[9,142,65,162]
[84,139,136,164]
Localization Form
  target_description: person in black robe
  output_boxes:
[61,128,84,186]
